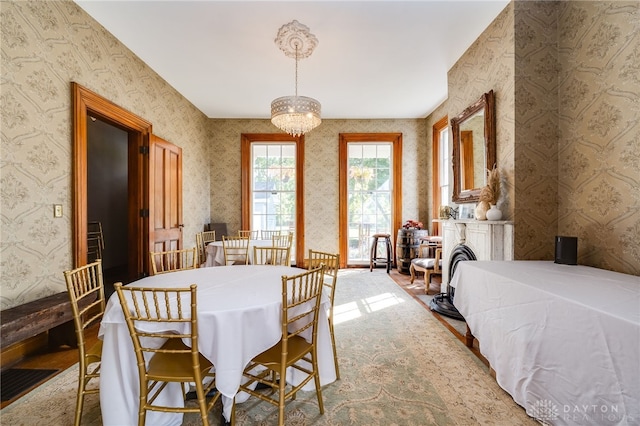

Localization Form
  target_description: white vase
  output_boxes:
[486,204,502,221]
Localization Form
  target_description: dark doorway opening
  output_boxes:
[87,117,130,298]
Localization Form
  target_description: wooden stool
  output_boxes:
[369,233,393,273]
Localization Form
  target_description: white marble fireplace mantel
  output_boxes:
[435,219,514,286]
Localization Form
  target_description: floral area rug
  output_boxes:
[0,269,536,425]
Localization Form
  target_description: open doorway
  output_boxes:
[87,117,129,297]
[72,82,152,283]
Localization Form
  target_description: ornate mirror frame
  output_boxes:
[451,90,496,203]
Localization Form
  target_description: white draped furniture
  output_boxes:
[99,265,336,425]
[452,260,639,426]
[204,239,273,267]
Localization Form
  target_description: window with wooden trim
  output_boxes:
[432,116,449,236]
[241,133,304,265]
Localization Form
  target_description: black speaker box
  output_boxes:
[555,236,578,265]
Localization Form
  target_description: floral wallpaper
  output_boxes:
[1,0,212,309]
[426,1,639,275]
[209,119,427,256]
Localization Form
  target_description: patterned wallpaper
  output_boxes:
[1,1,637,312]
[426,1,639,275]
[1,1,212,309]
[209,119,427,255]
[556,1,639,275]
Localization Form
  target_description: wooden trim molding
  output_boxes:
[432,115,448,236]
[338,133,402,268]
[240,133,304,266]
[72,82,152,272]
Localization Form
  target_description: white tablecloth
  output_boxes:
[452,260,640,425]
[204,239,273,267]
[99,265,336,425]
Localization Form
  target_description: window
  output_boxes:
[339,133,402,267]
[241,134,304,265]
[432,116,449,236]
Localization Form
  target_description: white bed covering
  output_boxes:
[452,260,640,425]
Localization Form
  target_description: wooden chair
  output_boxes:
[149,248,197,275]
[114,283,219,426]
[409,245,443,295]
[239,266,325,425]
[196,231,216,265]
[253,246,291,266]
[260,230,281,240]
[238,230,258,239]
[63,260,106,426]
[308,249,340,379]
[222,235,250,265]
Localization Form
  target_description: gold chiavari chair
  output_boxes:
[149,248,197,275]
[308,249,340,379]
[260,230,281,240]
[63,260,106,426]
[196,231,216,265]
[272,231,293,248]
[87,221,104,263]
[253,246,291,266]
[222,235,250,265]
[238,230,259,239]
[239,266,325,425]
[114,283,220,426]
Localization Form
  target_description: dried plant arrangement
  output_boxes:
[479,167,501,205]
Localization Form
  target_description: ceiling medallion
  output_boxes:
[270,20,321,137]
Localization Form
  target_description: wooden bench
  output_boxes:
[0,292,82,351]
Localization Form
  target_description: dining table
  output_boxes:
[99,265,337,425]
[204,239,274,267]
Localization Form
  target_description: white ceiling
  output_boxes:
[75,0,509,120]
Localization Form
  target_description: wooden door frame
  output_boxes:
[338,133,402,269]
[72,82,151,277]
[431,116,448,236]
[240,133,305,266]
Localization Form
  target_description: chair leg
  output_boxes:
[425,271,432,295]
[410,263,416,283]
[74,364,85,426]
[329,319,340,380]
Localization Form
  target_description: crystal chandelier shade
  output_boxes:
[271,21,321,137]
[271,96,321,137]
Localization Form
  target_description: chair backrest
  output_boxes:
[434,248,442,272]
[281,265,325,349]
[113,283,202,387]
[63,260,106,352]
[260,230,281,240]
[253,246,291,266]
[238,230,258,239]
[222,235,250,265]
[87,221,104,263]
[196,231,217,265]
[149,248,197,275]
[308,250,339,303]
[272,232,293,248]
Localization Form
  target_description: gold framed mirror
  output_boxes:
[451,90,495,203]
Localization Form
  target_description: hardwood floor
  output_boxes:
[2,266,486,410]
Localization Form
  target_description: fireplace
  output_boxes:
[429,244,476,319]
[430,219,513,320]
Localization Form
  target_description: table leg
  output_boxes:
[465,324,475,348]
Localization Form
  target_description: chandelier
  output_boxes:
[271,20,321,137]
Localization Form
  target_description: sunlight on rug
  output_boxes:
[0,269,536,425]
